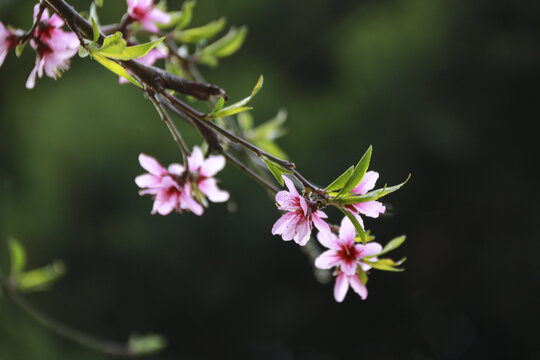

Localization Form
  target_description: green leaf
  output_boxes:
[337,174,411,204]
[199,26,248,66]
[212,97,225,113]
[378,235,406,257]
[8,238,26,277]
[15,42,27,57]
[263,159,293,186]
[338,145,372,196]
[174,0,196,30]
[128,334,166,355]
[78,46,89,58]
[337,206,366,244]
[176,18,226,44]
[255,139,288,160]
[18,260,66,292]
[363,257,406,272]
[91,17,100,46]
[90,31,165,61]
[95,0,103,7]
[326,166,354,192]
[92,53,142,88]
[211,75,263,118]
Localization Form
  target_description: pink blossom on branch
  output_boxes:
[26,5,79,89]
[187,146,230,203]
[127,0,171,33]
[345,170,386,229]
[0,21,19,67]
[136,153,203,215]
[135,149,229,216]
[272,175,330,246]
[315,217,382,302]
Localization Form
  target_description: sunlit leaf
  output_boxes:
[263,158,292,186]
[92,53,142,88]
[15,42,27,57]
[199,26,247,66]
[18,260,66,292]
[8,238,26,277]
[337,174,411,204]
[378,235,406,256]
[90,31,164,61]
[326,166,354,192]
[338,145,372,196]
[176,18,226,44]
[129,334,166,355]
[363,257,406,272]
[211,75,263,118]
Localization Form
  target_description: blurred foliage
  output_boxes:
[1,0,539,359]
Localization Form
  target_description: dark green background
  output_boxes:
[1,0,538,359]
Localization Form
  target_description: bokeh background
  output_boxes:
[1,0,539,359]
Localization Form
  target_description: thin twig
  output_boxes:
[0,276,136,357]
[148,92,190,168]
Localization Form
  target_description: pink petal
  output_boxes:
[334,272,349,303]
[314,250,341,269]
[48,14,65,28]
[281,213,302,241]
[353,171,379,195]
[156,193,177,215]
[140,19,159,33]
[299,197,309,216]
[293,217,311,246]
[200,155,226,177]
[188,146,205,173]
[148,8,171,25]
[0,49,7,67]
[281,175,299,197]
[25,58,42,89]
[139,153,167,176]
[198,178,229,203]
[135,174,161,188]
[275,191,299,211]
[341,260,357,276]
[344,211,365,230]
[316,210,328,219]
[349,274,368,300]
[312,212,330,233]
[316,231,340,250]
[339,216,356,243]
[180,192,204,216]
[167,163,185,176]
[355,200,386,218]
[271,212,296,238]
[358,242,382,258]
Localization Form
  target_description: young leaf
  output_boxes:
[377,235,406,256]
[211,75,263,118]
[15,42,27,57]
[174,0,196,30]
[18,260,66,292]
[338,145,372,196]
[249,109,287,141]
[237,111,254,132]
[326,166,354,191]
[128,334,167,355]
[337,174,411,204]
[357,266,368,285]
[92,53,142,88]
[337,206,366,244]
[8,238,26,277]
[91,32,165,61]
[363,257,406,272]
[95,0,103,7]
[199,26,248,66]
[212,97,225,113]
[176,18,226,44]
[90,17,100,46]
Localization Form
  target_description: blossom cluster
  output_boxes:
[0,0,170,88]
[135,147,229,216]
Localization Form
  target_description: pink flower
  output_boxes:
[315,217,382,302]
[127,0,171,33]
[119,48,167,84]
[345,171,386,229]
[187,146,230,203]
[272,175,330,246]
[135,153,204,215]
[26,5,79,89]
[0,21,19,67]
